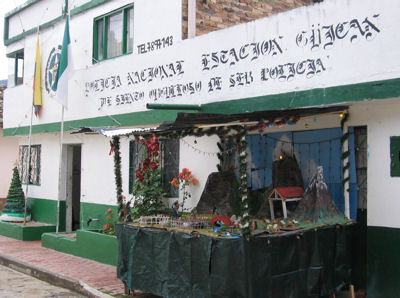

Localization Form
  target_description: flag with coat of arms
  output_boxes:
[54,17,70,109]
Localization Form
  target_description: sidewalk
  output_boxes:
[0,234,154,297]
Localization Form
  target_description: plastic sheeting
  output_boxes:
[116,223,354,298]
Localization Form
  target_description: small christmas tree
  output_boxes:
[0,166,31,222]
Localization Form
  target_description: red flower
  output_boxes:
[136,171,144,182]
[107,208,112,213]
[192,178,199,185]
[104,224,109,229]
[150,161,158,170]
[143,159,150,170]
[147,141,159,153]
[171,177,179,187]
[106,216,110,220]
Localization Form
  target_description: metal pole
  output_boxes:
[56,106,65,233]
[23,97,34,225]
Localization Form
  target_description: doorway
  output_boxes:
[66,145,81,232]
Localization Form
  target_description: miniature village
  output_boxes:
[121,133,352,239]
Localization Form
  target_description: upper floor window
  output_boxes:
[7,50,24,87]
[93,5,134,63]
[18,145,41,185]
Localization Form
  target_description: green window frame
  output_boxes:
[18,145,41,185]
[7,50,24,87]
[93,4,134,63]
[129,139,179,198]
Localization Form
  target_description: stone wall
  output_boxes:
[182,0,316,39]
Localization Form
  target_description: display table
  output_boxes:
[116,223,354,298]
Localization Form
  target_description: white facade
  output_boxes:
[2,0,400,231]
[5,0,400,128]
[0,130,18,198]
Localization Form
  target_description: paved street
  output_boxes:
[0,264,85,298]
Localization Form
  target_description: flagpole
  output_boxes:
[56,106,65,234]
[55,13,70,233]
[24,92,34,226]
[24,28,41,225]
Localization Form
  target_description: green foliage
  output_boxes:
[2,166,27,214]
[131,167,167,218]
[131,138,167,218]
[102,208,115,235]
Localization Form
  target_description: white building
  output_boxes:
[3,0,400,295]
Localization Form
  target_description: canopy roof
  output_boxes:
[72,105,348,137]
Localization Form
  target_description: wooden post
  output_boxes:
[350,284,355,298]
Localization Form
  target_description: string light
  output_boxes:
[181,138,234,156]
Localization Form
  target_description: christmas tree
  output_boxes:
[0,166,31,222]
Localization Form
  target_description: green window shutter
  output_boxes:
[390,136,400,177]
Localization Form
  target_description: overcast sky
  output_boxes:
[0,0,26,80]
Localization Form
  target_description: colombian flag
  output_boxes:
[33,33,42,116]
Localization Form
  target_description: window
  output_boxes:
[18,145,41,185]
[93,5,134,62]
[129,139,179,197]
[7,50,24,87]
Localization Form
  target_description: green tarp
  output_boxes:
[116,224,354,298]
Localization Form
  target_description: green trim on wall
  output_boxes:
[3,0,111,46]
[27,198,66,231]
[201,77,400,114]
[0,221,56,241]
[367,226,400,298]
[42,229,117,266]
[70,0,111,17]
[4,15,65,46]
[3,109,182,136]
[4,77,400,136]
[4,0,41,18]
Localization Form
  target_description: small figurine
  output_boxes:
[189,207,198,221]
[171,200,180,218]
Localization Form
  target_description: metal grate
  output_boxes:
[129,139,179,197]
[355,126,367,209]
[18,145,41,185]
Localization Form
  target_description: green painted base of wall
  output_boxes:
[0,221,56,241]
[367,226,400,298]
[41,230,117,266]
[80,202,118,231]
[26,198,117,232]
[27,198,66,232]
